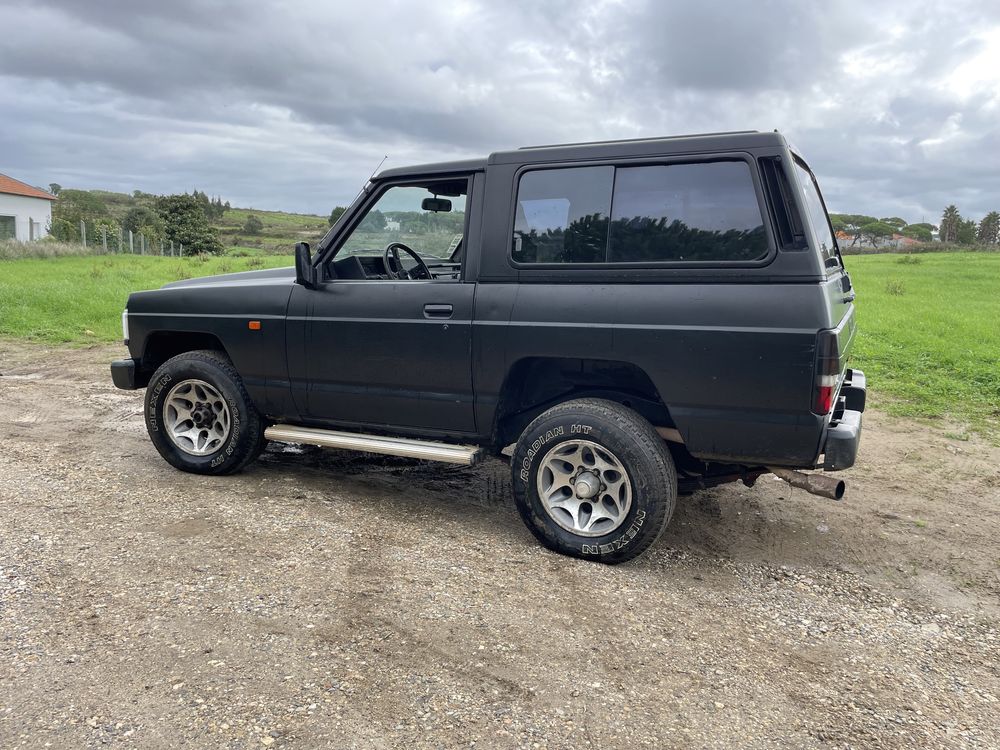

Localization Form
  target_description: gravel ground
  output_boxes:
[1,341,998,749]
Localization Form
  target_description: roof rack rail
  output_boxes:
[518,130,762,150]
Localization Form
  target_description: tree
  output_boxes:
[48,183,62,195]
[900,225,933,242]
[940,205,961,243]
[976,211,999,245]
[880,217,907,230]
[156,194,224,255]
[122,206,164,238]
[358,209,386,232]
[859,220,895,247]
[49,189,109,241]
[829,214,877,246]
[242,214,264,235]
[957,218,977,245]
[329,206,346,226]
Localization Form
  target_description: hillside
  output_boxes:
[50,187,329,255]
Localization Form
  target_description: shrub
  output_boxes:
[885,279,906,295]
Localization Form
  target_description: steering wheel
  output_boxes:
[383,242,432,280]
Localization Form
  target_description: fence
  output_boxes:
[61,219,187,256]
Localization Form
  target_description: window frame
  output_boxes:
[506,152,777,270]
[0,214,16,241]
[791,155,843,271]
[321,174,474,280]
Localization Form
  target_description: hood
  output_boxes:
[161,265,296,290]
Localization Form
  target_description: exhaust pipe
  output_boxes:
[768,467,846,501]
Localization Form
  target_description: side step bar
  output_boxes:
[264,424,484,466]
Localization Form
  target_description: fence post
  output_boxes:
[80,220,87,248]
[102,227,108,254]
[129,230,134,254]
[180,243,184,257]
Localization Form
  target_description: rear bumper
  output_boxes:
[822,368,866,471]
[110,358,139,390]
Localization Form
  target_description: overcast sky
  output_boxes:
[1,0,998,221]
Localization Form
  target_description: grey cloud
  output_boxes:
[0,0,997,220]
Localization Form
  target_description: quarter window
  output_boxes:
[511,160,769,264]
[794,161,838,266]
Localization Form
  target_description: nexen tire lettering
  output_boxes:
[147,374,172,432]
[580,509,646,555]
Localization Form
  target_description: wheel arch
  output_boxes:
[138,330,230,382]
[492,356,675,448]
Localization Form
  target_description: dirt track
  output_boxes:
[1,341,998,749]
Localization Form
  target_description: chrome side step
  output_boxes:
[264,424,484,466]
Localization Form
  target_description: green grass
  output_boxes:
[2,250,998,437]
[0,254,291,344]
[845,252,1000,434]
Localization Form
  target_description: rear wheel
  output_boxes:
[144,350,266,475]
[511,398,677,563]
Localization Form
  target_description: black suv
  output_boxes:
[112,131,865,563]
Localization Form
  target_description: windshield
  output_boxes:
[338,184,467,260]
[794,160,839,268]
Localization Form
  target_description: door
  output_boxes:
[288,178,477,435]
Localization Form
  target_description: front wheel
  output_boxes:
[144,350,266,475]
[511,398,677,564]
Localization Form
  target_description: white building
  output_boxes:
[0,173,56,241]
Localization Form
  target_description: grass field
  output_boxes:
[843,252,1000,435]
[0,255,292,343]
[1,251,997,436]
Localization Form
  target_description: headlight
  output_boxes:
[122,309,129,344]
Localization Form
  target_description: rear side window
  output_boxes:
[794,161,838,266]
[511,160,768,264]
[609,162,767,262]
[512,166,612,263]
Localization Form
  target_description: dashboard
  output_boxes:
[329,254,461,281]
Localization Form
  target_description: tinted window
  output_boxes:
[608,162,768,262]
[512,166,613,263]
[794,161,838,266]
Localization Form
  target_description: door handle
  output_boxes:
[423,303,453,319]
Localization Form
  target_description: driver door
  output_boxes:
[287,179,477,435]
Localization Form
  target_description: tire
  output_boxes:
[511,398,677,564]
[144,350,266,476]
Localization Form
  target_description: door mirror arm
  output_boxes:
[295,242,317,288]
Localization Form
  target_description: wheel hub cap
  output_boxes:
[536,439,633,537]
[574,471,601,499]
[163,379,232,456]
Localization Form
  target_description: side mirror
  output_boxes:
[294,242,316,288]
[421,197,452,213]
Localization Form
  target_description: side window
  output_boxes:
[511,166,613,263]
[339,184,467,259]
[511,161,769,265]
[794,161,838,267]
[608,162,768,262]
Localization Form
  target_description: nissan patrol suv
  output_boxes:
[111,131,865,563]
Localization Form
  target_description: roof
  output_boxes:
[374,131,788,179]
[0,173,57,201]
[377,158,487,180]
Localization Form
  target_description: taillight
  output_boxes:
[813,330,841,415]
